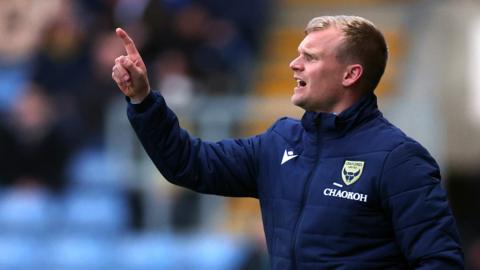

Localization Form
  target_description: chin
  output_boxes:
[291,95,306,109]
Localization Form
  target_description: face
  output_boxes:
[289,27,348,113]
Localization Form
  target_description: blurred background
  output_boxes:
[0,0,479,269]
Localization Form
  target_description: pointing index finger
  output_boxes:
[116,27,140,58]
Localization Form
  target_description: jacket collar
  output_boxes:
[301,92,380,136]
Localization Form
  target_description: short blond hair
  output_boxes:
[306,15,388,92]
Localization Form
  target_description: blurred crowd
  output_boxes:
[0,0,271,269]
[5,1,480,269]
[0,0,270,197]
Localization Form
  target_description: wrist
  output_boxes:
[129,89,151,104]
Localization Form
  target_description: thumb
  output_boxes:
[119,56,150,99]
[121,57,143,78]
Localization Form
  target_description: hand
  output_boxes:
[112,28,150,103]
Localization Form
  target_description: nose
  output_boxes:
[289,56,303,71]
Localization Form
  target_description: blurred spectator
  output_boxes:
[151,49,196,110]
[170,3,212,79]
[197,0,271,52]
[0,0,272,268]
[32,0,90,96]
[0,0,61,63]
[30,0,91,147]
[0,84,73,194]
[193,18,252,94]
[139,0,178,61]
[0,0,61,111]
[83,31,127,141]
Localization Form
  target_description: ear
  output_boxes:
[342,64,363,87]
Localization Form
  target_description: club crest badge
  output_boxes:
[341,160,365,186]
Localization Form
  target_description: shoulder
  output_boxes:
[366,114,435,152]
[376,119,441,189]
[385,138,438,172]
[347,115,412,155]
[373,117,434,162]
[374,128,442,202]
[268,116,300,131]
[251,116,305,149]
[267,116,303,140]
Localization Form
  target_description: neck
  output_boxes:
[317,90,367,114]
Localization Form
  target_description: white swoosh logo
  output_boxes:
[281,149,298,165]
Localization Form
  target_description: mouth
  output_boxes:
[294,77,307,88]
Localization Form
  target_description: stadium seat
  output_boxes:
[67,147,128,190]
[60,189,129,235]
[0,188,56,235]
[44,234,115,270]
[0,234,43,270]
[115,232,182,270]
[185,233,247,270]
[114,232,248,270]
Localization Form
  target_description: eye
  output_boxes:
[304,53,314,62]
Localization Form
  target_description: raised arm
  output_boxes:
[111,28,261,197]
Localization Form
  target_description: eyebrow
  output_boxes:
[299,47,321,59]
[303,51,315,58]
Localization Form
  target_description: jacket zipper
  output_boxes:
[291,133,321,269]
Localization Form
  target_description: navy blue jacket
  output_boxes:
[127,91,464,269]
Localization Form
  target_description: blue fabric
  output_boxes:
[127,91,464,269]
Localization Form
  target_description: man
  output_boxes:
[112,15,464,269]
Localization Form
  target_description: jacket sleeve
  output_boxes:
[126,92,260,198]
[380,141,464,269]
